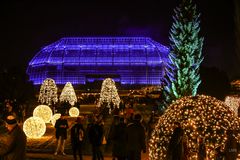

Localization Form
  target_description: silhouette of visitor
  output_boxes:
[54,114,69,155]
[126,114,146,160]
[0,115,26,160]
[71,116,84,160]
[112,117,127,160]
[166,122,184,160]
[88,116,104,160]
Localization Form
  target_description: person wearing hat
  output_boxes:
[126,113,146,160]
[0,115,27,160]
[4,102,17,120]
[71,116,84,160]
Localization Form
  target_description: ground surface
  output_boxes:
[26,152,149,160]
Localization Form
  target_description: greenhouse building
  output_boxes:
[27,37,169,86]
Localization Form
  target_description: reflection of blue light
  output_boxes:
[27,37,170,85]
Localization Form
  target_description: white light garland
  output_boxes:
[50,113,61,126]
[33,105,53,123]
[38,78,58,105]
[23,117,46,138]
[225,95,240,116]
[149,95,239,160]
[59,82,77,106]
[99,78,120,112]
[69,107,79,117]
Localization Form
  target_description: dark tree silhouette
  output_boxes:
[0,66,35,103]
[198,66,230,100]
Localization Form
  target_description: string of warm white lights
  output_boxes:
[33,105,53,123]
[225,95,240,117]
[50,113,61,126]
[38,78,58,105]
[69,107,80,117]
[59,82,77,106]
[99,78,120,112]
[23,116,46,138]
[149,95,239,160]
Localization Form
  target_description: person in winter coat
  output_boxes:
[126,114,146,160]
[71,117,84,160]
[54,114,69,155]
[88,116,104,160]
[0,115,26,160]
[166,122,184,160]
[111,117,127,160]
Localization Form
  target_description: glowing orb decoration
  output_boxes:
[33,105,53,123]
[149,95,238,160]
[69,107,79,117]
[23,117,46,138]
[50,113,61,126]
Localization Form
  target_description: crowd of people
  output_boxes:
[53,111,147,160]
[1,98,239,160]
[0,97,158,160]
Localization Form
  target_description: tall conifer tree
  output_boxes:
[163,0,204,106]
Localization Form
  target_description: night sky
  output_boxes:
[1,0,239,80]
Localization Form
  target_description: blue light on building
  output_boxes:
[27,37,170,85]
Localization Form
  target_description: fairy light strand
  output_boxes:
[38,78,58,105]
[149,95,239,160]
[99,78,120,112]
[23,116,46,138]
[33,105,53,123]
[59,82,77,106]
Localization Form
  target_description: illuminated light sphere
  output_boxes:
[149,95,238,160]
[23,116,46,138]
[33,105,53,123]
[69,107,79,117]
[50,113,61,126]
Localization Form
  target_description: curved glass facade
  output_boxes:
[27,37,169,85]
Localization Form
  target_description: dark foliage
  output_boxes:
[198,66,230,100]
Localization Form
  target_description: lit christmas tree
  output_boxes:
[163,0,204,106]
[59,82,77,106]
[149,95,239,160]
[99,78,120,113]
[38,78,58,105]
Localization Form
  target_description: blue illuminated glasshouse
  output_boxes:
[27,37,170,85]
